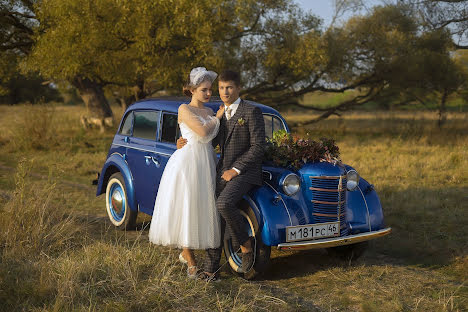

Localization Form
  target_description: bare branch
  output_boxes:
[454,42,468,49]
[224,11,263,41]
[288,86,392,127]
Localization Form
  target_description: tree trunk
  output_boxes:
[72,76,114,131]
[438,89,448,129]
[116,81,147,112]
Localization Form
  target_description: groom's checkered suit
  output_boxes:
[205,99,265,274]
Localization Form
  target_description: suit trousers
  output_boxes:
[204,176,255,273]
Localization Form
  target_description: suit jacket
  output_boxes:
[213,99,265,186]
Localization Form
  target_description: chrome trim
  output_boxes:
[262,113,288,133]
[311,199,345,205]
[109,152,129,166]
[313,212,345,218]
[112,143,172,157]
[346,169,360,191]
[280,173,301,196]
[277,228,392,250]
[337,175,343,220]
[264,181,293,226]
[310,175,346,180]
[309,187,344,192]
[108,152,132,181]
[156,110,163,141]
[262,170,272,181]
[358,185,372,232]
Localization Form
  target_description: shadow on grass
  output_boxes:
[85,181,467,282]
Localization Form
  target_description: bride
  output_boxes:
[148,67,224,278]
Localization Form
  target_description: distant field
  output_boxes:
[299,91,468,111]
[0,104,466,311]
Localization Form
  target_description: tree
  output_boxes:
[25,0,307,128]
[0,0,60,103]
[248,3,466,126]
[399,0,468,49]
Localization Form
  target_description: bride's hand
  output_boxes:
[215,105,225,120]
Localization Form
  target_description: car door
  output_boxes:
[153,111,179,197]
[126,110,164,215]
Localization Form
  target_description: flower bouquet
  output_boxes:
[265,130,340,170]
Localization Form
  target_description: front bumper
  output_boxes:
[277,227,392,250]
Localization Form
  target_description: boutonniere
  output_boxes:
[237,118,245,126]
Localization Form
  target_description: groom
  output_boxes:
[177,70,265,280]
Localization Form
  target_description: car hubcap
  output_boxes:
[226,211,255,269]
[108,184,125,222]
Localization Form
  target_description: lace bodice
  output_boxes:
[178,104,220,144]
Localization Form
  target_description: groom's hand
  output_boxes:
[176,137,187,149]
[221,169,238,182]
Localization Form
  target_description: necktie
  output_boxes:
[226,107,232,120]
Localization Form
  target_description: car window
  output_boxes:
[264,114,285,139]
[132,111,160,140]
[119,112,133,136]
[160,113,180,143]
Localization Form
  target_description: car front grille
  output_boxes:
[309,175,348,236]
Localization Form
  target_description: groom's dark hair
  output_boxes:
[219,70,241,87]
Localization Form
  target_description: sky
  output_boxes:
[294,0,385,27]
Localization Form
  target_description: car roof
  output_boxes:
[126,97,283,117]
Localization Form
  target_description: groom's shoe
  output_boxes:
[198,272,221,283]
[241,251,254,273]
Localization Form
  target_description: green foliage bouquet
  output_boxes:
[265,130,340,170]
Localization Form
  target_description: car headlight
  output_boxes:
[346,170,360,191]
[281,173,301,196]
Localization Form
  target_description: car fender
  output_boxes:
[96,153,138,212]
[246,184,297,246]
[346,177,385,234]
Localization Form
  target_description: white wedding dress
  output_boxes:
[148,105,221,249]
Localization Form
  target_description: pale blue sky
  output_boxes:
[294,0,384,27]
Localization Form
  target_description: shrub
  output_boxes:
[0,159,83,258]
[11,103,56,151]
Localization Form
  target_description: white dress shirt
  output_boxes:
[225,97,241,175]
[224,97,241,120]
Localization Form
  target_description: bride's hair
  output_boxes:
[182,75,215,97]
[183,74,193,97]
[182,67,218,97]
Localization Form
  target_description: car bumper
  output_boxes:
[276,227,392,250]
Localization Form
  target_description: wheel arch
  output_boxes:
[97,154,137,212]
[243,185,292,247]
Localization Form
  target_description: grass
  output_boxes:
[0,103,466,311]
[299,91,468,112]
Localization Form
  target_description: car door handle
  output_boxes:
[144,155,152,165]
[145,155,161,167]
[151,156,161,168]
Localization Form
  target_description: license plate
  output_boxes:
[286,222,340,242]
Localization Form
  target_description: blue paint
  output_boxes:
[97,98,389,248]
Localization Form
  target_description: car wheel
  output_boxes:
[326,241,368,261]
[105,172,137,230]
[223,201,271,280]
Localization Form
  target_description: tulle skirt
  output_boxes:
[148,141,220,249]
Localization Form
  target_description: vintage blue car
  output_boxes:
[96,97,391,279]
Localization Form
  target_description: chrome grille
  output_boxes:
[309,175,348,236]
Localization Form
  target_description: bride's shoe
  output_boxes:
[179,252,188,265]
[187,266,200,279]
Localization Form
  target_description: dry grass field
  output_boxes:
[0,103,466,311]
